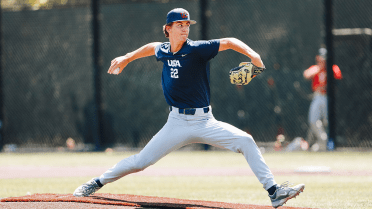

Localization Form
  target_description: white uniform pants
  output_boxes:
[98,106,277,190]
[308,93,328,148]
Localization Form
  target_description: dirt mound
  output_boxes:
[1,193,313,209]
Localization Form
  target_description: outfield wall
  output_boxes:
[1,0,371,149]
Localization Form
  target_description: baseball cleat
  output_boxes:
[269,181,305,208]
[73,178,102,197]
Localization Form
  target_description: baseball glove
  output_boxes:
[229,62,265,85]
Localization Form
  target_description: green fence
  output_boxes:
[1,0,371,150]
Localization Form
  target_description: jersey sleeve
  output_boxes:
[154,44,161,61]
[154,42,169,61]
[333,65,342,80]
[193,39,220,61]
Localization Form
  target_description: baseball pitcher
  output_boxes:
[73,8,305,208]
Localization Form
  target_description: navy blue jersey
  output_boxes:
[155,39,220,108]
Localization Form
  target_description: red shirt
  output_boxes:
[306,65,342,94]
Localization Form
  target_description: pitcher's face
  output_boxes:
[168,21,190,42]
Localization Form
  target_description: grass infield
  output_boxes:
[1,151,372,208]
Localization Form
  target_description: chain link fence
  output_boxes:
[1,0,371,151]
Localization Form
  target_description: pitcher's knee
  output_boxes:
[246,134,256,144]
[235,134,256,151]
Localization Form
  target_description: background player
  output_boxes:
[303,47,342,151]
[73,8,304,208]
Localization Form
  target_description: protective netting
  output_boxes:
[1,0,372,150]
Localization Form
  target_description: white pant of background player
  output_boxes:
[98,106,277,190]
[307,92,328,151]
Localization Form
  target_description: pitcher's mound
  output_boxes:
[1,193,313,209]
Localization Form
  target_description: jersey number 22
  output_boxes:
[171,68,179,78]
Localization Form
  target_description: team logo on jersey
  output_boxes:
[167,60,182,67]
[160,43,170,53]
[180,12,188,18]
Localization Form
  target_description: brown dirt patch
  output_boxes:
[1,193,314,209]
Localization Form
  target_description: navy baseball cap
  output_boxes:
[166,8,196,25]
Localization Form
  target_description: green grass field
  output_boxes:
[1,151,372,208]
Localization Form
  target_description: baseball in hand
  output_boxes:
[113,67,120,75]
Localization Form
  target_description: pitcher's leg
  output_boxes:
[99,117,190,185]
[197,119,276,190]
